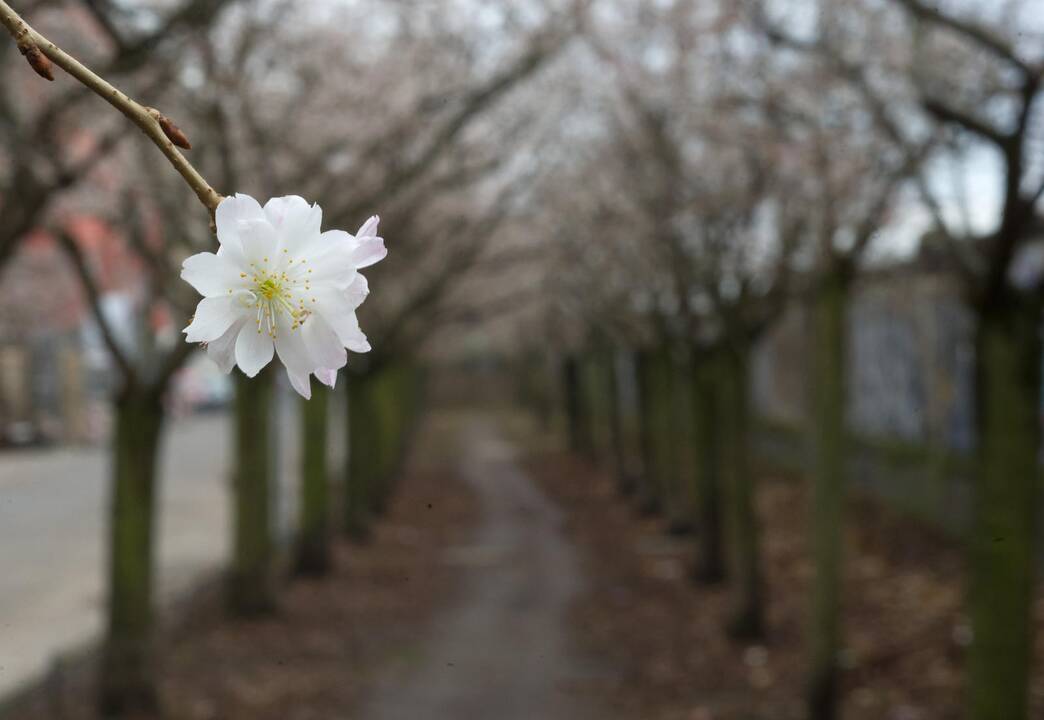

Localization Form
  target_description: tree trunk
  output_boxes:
[666,345,695,536]
[635,348,662,515]
[608,348,634,495]
[581,353,602,463]
[807,274,849,720]
[720,342,765,640]
[562,355,591,456]
[99,387,164,716]
[370,363,408,515]
[345,372,377,541]
[228,367,277,615]
[691,348,725,584]
[296,379,331,576]
[967,298,1041,720]
[615,349,644,495]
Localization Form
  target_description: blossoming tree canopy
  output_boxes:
[181,194,386,398]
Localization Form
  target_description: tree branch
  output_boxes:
[0,0,223,218]
[55,230,136,384]
[328,27,569,226]
[922,96,1007,148]
[891,0,1034,76]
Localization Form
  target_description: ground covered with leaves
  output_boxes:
[5,449,477,720]
[530,452,1044,720]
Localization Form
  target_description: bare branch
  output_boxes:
[891,0,1035,76]
[922,96,1007,148]
[328,27,569,225]
[0,0,223,217]
[55,230,136,383]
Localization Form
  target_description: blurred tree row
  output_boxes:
[536,2,1044,720]
[3,0,1043,718]
[0,0,583,715]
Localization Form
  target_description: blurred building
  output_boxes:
[0,216,139,447]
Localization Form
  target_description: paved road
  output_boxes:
[0,415,229,698]
[0,389,309,700]
[362,416,614,720]
[0,384,321,697]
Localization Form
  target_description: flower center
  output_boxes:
[242,259,313,339]
[256,277,282,300]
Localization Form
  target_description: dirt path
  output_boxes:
[362,415,615,720]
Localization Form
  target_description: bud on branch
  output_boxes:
[18,40,53,80]
[0,0,222,219]
[152,109,192,150]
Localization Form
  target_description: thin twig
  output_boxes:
[0,0,223,218]
[55,230,137,384]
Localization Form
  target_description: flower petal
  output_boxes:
[286,367,312,399]
[264,196,322,246]
[239,218,281,267]
[215,194,264,266]
[274,325,314,374]
[351,236,386,269]
[181,252,246,297]
[320,229,387,270]
[316,368,338,388]
[206,317,246,373]
[344,273,369,310]
[304,245,360,289]
[356,215,380,238]
[301,314,347,370]
[184,293,250,343]
[235,324,274,377]
[325,308,370,352]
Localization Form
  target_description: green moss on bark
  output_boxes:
[807,275,848,720]
[99,388,164,716]
[345,373,378,541]
[968,299,1041,720]
[296,380,331,576]
[228,367,277,616]
[691,349,725,584]
[719,343,764,640]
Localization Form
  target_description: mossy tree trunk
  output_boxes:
[562,355,591,456]
[581,349,614,466]
[615,350,644,496]
[607,348,634,494]
[720,341,764,640]
[345,371,378,541]
[635,348,663,515]
[967,297,1041,720]
[691,348,725,584]
[653,346,676,514]
[99,386,165,716]
[370,362,411,515]
[807,273,849,720]
[296,379,331,576]
[666,345,695,536]
[228,367,277,615]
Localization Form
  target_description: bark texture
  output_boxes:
[296,380,331,576]
[635,348,664,515]
[562,356,591,456]
[345,373,378,541]
[691,349,725,584]
[228,368,277,616]
[807,275,849,720]
[968,298,1041,720]
[99,388,165,715]
[720,343,764,640]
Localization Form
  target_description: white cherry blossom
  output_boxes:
[181,193,385,398]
